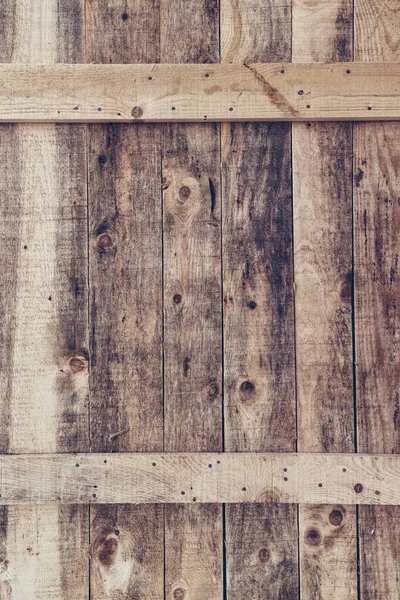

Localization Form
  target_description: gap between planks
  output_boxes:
[1,453,400,505]
[0,63,399,122]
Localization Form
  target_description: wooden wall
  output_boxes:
[0,0,399,598]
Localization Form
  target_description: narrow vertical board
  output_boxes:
[86,1,164,598]
[161,2,223,599]
[292,1,358,598]
[354,2,400,596]
[221,1,298,598]
[0,1,89,598]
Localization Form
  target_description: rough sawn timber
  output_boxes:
[86,0,164,598]
[221,0,298,598]
[292,1,357,598]
[0,63,399,122]
[1,453,400,505]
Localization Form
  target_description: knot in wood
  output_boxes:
[258,548,270,562]
[329,509,343,526]
[241,380,254,393]
[173,589,186,600]
[69,356,87,373]
[354,483,363,493]
[97,536,118,566]
[131,106,143,118]
[97,232,113,250]
[305,528,322,547]
[179,186,191,200]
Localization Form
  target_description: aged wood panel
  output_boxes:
[1,62,400,122]
[292,1,357,599]
[161,2,223,599]
[3,452,400,505]
[86,1,164,598]
[354,2,400,597]
[221,1,298,599]
[0,1,89,599]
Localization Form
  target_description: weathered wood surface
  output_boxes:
[161,3,224,599]
[1,0,400,598]
[0,62,400,122]
[86,1,164,598]
[292,1,358,599]
[0,1,89,599]
[354,1,400,598]
[221,0,298,598]
[2,453,400,505]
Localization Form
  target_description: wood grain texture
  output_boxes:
[354,2,400,597]
[222,122,295,452]
[293,121,354,454]
[86,1,164,598]
[161,4,223,599]
[90,505,164,600]
[226,504,298,599]
[0,1,89,599]
[292,1,357,599]
[3,452,400,505]
[1,62,400,122]
[221,1,298,598]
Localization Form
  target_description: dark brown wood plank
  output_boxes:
[221,1,298,598]
[0,1,89,597]
[355,4,400,594]
[161,2,223,599]
[292,1,358,598]
[86,1,164,598]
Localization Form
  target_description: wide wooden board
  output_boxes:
[0,1,89,599]
[161,2,224,599]
[292,1,358,599]
[2,453,400,505]
[221,0,298,598]
[0,63,399,121]
[86,0,165,598]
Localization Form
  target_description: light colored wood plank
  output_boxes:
[2,452,400,505]
[221,1,298,598]
[161,4,223,599]
[86,1,165,598]
[354,1,400,598]
[292,2,357,599]
[293,121,354,454]
[0,62,399,122]
[0,1,89,599]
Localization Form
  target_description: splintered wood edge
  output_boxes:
[0,63,399,122]
[1,453,399,505]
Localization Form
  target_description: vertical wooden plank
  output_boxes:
[161,2,223,599]
[221,1,298,599]
[292,1,358,599]
[354,2,400,597]
[0,1,89,598]
[86,1,164,599]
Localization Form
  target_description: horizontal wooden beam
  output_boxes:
[0,63,399,122]
[2,453,400,505]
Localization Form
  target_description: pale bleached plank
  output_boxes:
[0,1,89,599]
[1,453,400,505]
[292,1,357,599]
[0,63,399,122]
